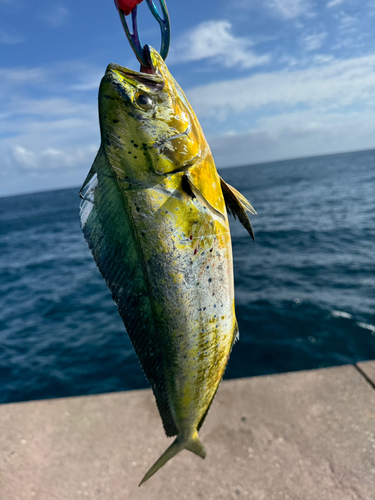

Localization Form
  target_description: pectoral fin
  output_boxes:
[183,173,225,221]
[220,177,256,240]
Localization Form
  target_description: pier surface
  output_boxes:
[1,363,375,500]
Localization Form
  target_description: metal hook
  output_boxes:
[118,0,170,68]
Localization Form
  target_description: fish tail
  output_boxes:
[185,431,206,458]
[139,431,206,486]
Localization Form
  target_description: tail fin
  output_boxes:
[139,431,206,486]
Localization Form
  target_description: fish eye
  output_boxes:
[135,92,154,111]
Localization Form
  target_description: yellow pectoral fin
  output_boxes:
[183,172,225,221]
[184,156,226,219]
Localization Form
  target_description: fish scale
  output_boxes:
[80,45,255,485]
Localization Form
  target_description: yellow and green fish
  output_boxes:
[79,45,256,485]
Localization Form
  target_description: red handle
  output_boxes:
[114,0,144,16]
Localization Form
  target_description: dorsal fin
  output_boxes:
[220,177,256,241]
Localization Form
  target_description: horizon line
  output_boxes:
[1,146,374,200]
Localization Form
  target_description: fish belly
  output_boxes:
[122,170,237,435]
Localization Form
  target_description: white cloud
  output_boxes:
[337,11,358,30]
[209,109,375,168]
[0,106,99,194]
[0,61,102,195]
[0,62,104,96]
[332,11,363,50]
[264,0,313,19]
[0,28,24,44]
[40,5,69,27]
[11,145,97,170]
[326,0,346,7]
[169,20,270,69]
[0,102,99,172]
[0,67,46,87]
[301,32,327,51]
[2,98,96,122]
[183,53,375,167]
[186,54,375,118]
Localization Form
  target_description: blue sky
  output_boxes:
[1,0,375,196]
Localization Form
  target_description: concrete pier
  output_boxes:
[1,363,375,499]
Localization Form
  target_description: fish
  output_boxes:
[79,45,256,485]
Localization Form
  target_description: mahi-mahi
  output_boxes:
[79,45,256,485]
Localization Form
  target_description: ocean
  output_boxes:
[0,149,374,404]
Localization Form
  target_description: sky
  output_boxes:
[1,0,375,196]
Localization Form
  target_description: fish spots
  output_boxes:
[113,119,119,123]
[208,278,212,283]
[194,249,197,255]
[206,266,209,269]
[190,235,193,240]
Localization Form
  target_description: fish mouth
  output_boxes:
[107,63,165,92]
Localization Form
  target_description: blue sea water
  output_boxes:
[0,149,374,404]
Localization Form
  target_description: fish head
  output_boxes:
[99,46,206,176]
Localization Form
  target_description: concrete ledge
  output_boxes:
[1,365,375,499]
[357,360,375,387]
